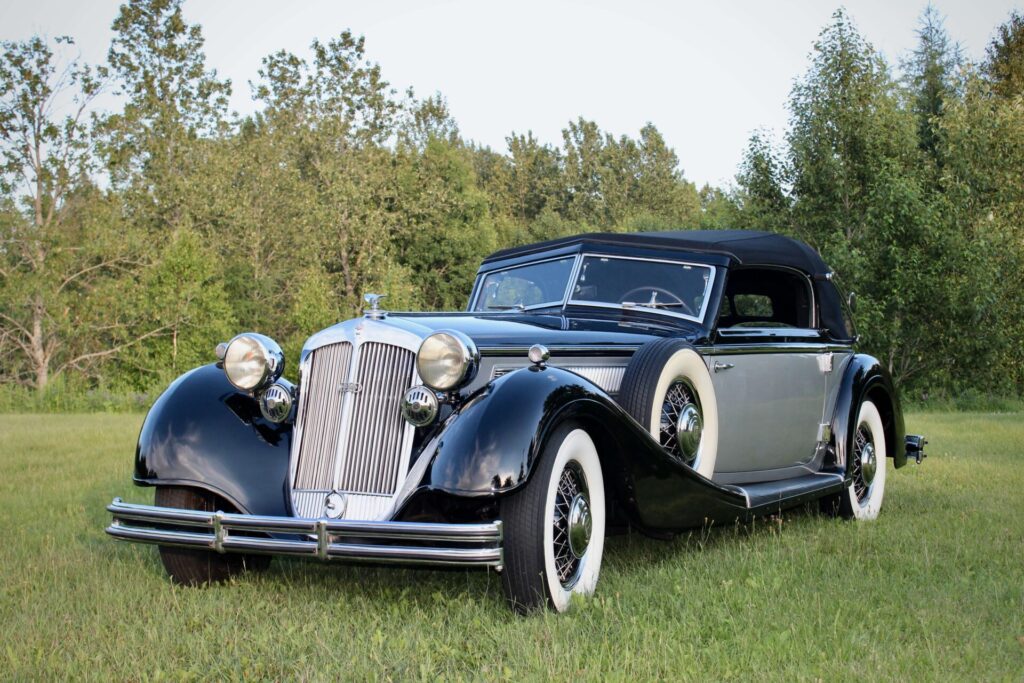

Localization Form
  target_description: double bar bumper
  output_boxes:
[106,498,503,569]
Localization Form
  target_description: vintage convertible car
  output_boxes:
[106,230,926,613]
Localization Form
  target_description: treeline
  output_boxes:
[1,1,1022,407]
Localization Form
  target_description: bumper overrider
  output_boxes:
[105,499,503,569]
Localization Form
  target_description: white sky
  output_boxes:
[2,0,1021,188]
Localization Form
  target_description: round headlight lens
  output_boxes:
[416,331,478,391]
[222,333,283,391]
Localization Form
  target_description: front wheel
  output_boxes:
[500,424,606,613]
[838,400,887,520]
[155,486,270,585]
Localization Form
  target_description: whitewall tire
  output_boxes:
[501,425,606,613]
[840,400,887,520]
[619,339,719,478]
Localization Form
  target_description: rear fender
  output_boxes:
[831,354,907,471]
[133,364,293,516]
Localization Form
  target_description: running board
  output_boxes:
[723,472,846,512]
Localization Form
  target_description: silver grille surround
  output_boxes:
[289,319,422,521]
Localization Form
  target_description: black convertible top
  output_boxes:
[483,230,831,277]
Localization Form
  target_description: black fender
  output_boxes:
[830,354,907,472]
[395,365,749,531]
[133,364,293,515]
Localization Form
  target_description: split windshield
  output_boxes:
[472,254,715,321]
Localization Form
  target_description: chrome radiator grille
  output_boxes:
[337,343,415,494]
[290,339,416,520]
[293,342,353,490]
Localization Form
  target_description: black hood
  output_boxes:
[380,309,702,352]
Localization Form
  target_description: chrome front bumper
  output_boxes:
[106,498,503,569]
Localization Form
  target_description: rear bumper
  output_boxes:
[905,434,928,464]
[105,498,503,569]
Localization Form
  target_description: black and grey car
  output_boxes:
[106,230,926,613]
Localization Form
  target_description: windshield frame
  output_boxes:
[567,253,717,324]
[470,254,579,313]
[471,252,718,324]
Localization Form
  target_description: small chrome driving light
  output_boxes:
[416,330,479,391]
[222,333,284,392]
[401,385,439,427]
[259,382,294,423]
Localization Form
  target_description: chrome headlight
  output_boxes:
[416,330,478,391]
[221,333,284,392]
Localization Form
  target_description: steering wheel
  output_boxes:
[619,287,695,316]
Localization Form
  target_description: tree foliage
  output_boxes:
[1,2,1023,402]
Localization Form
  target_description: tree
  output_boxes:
[100,0,231,232]
[983,11,1024,98]
[0,36,148,391]
[904,4,962,162]
[254,33,403,316]
[391,138,495,310]
[735,130,790,231]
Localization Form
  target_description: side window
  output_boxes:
[718,268,813,329]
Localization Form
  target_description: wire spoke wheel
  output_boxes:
[837,400,887,521]
[659,380,702,467]
[551,462,589,589]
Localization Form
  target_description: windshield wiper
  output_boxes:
[621,301,685,309]
[484,303,526,311]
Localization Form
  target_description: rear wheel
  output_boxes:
[155,486,270,585]
[837,400,887,520]
[500,424,606,613]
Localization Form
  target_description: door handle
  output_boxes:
[714,362,735,373]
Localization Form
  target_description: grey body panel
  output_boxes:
[701,332,853,482]
[708,349,826,477]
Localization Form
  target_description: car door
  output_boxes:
[706,267,831,483]
[707,328,831,482]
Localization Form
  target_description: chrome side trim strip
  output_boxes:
[698,343,852,355]
[479,345,640,357]
[106,499,503,569]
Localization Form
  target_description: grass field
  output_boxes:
[0,413,1021,680]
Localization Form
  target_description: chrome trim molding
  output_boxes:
[479,345,640,357]
[106,499,503,569]
[699,343,853,356]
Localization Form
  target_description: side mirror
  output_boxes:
[847,291,857,313]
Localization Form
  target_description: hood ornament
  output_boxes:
[363,292,387,320]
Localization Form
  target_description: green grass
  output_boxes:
[1,413,1021,680]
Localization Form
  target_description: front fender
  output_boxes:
[396,365,748,531]
[831,354,907,471]
[133,364,293,515]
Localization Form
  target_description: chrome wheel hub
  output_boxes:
[676,403,703,462]
[860,442,876,486]
[567,494,592,559]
